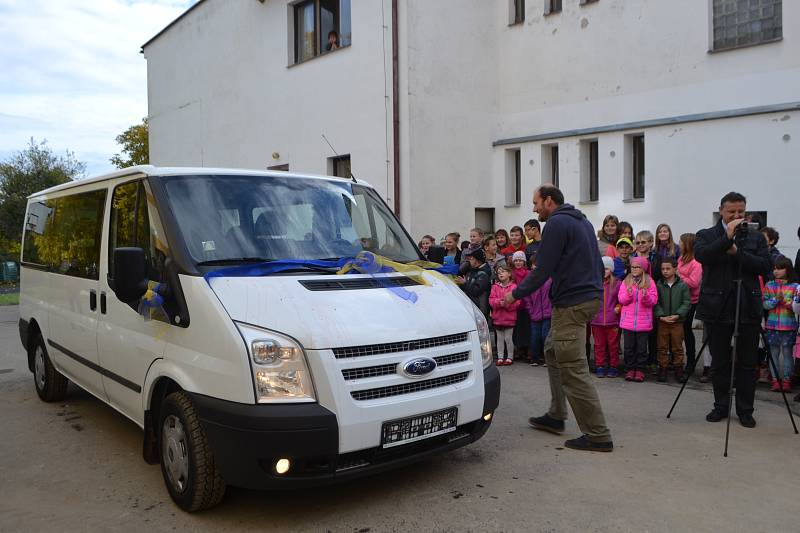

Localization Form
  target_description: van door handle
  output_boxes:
[89,290,97,311]
[100,292,107,314]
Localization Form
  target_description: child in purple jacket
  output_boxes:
[521,260,552,366]
[591,257,621,377]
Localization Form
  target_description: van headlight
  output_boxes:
[235,323,316,403]
[473,305,493,369]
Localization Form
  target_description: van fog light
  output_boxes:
[275,458,291,475]
[483,413,493,422]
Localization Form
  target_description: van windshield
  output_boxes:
[161,175,422,265]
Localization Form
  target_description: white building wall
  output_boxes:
[493,0,800,259]
[145,0,396,201]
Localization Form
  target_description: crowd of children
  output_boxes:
[419,217,800,400]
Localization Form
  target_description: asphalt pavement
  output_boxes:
[1,305,798,532]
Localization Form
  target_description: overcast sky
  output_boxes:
[0,0,196,177]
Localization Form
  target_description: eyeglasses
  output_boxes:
[635,241,649,245]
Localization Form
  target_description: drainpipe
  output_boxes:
[392,0,400,217]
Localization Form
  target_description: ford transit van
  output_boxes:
[18,166,500,511]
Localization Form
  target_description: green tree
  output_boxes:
[0,138,84,248]
[111,117,149,168]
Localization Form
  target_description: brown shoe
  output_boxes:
[699,367,710,383]
[674,368,684,382]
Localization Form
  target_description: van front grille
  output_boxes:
[333,332,469,359]
[350,372,470,401]
[341,351,470,381]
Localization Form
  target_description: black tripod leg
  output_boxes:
[761,331,799,434]
[667,333,710,418]
[723,331,737,457]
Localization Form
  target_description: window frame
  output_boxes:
[291,0,352,66]
[631,134,645,200]
[510,0,525,25]
[22,188,107,280]
[709,0,783,53]
[544,0,562,16]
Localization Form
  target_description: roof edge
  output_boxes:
[141,0,208,51]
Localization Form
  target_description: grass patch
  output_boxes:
[0,292,19,306]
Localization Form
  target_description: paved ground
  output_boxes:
[1,305,799,532]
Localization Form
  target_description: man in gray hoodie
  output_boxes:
[505,185,613,452]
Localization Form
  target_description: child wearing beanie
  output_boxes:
[591,256,622,377]
[618,256,658,382]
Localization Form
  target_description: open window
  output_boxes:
[292,0,352,64]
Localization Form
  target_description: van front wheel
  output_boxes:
[32,334,68,402]
[159,391,226,512]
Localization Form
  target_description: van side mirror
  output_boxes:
[112,247,148,302]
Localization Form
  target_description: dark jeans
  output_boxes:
[708,322,759,416]
[530,319,551,363]
[683,304,697,371]
[623,330,649,371]
[647,317,658,366]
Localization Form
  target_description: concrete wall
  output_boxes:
[145,0,395,202]
[492,0,800,259]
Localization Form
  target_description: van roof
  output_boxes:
[29,165,368,199]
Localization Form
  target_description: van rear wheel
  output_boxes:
[159,391,226,512]
[32,333,68,402]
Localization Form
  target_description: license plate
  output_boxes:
[381,407,458,448]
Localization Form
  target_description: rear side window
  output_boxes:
[22,189,107,279]
[108,180,168,282]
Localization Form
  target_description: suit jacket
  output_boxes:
[694,222,771,324]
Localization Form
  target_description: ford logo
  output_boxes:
[402,357,437,377]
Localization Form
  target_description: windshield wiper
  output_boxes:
[196,257,271,266]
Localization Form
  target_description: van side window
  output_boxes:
[109,180,168,282]
[22,190,107,280]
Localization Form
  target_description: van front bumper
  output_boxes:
[189,364,500,490]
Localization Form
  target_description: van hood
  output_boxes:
[206,272,477,349]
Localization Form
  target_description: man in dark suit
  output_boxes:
[695,192,772,428]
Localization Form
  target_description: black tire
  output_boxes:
[159,391,226,512]
[32,333,68,402]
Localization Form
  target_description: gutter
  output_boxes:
[392,0,400,216]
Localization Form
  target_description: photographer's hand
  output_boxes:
[726,218,745,240]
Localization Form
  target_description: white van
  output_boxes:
[18,166,500,511]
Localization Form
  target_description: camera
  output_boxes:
[734,221,759,238]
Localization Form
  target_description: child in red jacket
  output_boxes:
[489,265,521,366]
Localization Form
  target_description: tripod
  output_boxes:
[667,245,798,456]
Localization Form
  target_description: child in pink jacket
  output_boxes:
[618,256,658,382]
[489,265,521,366]
[591,257,621,378]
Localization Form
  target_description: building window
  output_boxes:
[293,0,352,64]
[510,0,525,24]
[544,0,562,15]
[624,134,645,200]
[711,0,782,52]
[580,139,599,203]
[329,154,351,179]
[505,149,521,206]
[268,164,289,171]
[541,143,559,187]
